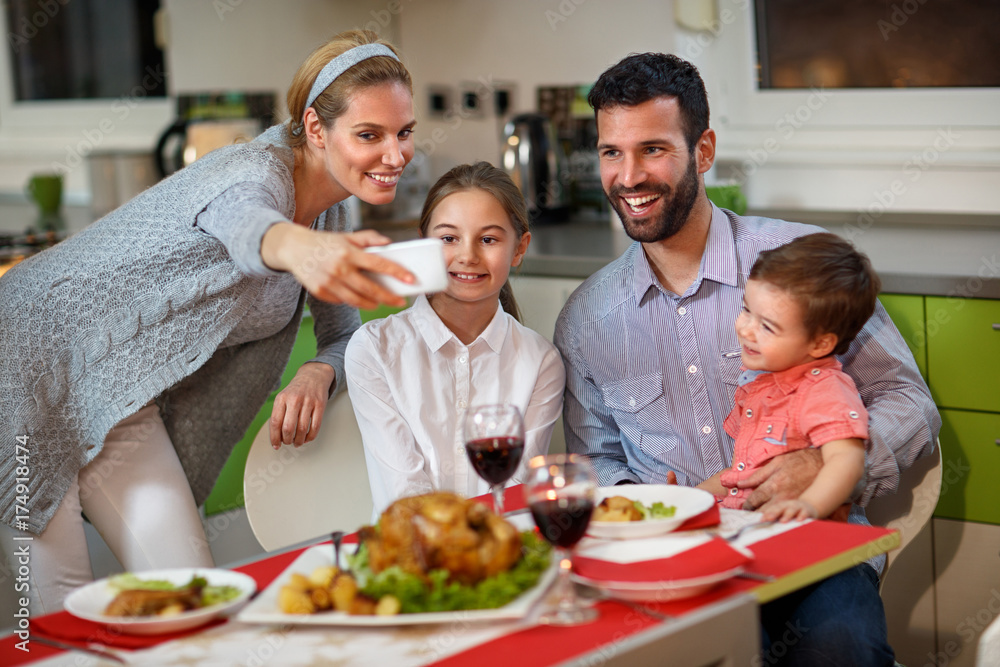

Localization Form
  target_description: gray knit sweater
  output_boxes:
[0,124,360,533]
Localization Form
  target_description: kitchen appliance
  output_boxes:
[155,92,276,177]
[501,113,570,223]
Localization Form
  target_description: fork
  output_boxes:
[29,635,127,664]
[331,530,348,573]
[722,520,776,542]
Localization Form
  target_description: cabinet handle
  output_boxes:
[993,323,1000,331]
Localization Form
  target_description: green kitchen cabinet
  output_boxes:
[204,316,318,515]
[934,408,1000,525]
[925,296,1000,413]
[878,293,927,380]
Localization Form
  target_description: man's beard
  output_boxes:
[607,156,700,244]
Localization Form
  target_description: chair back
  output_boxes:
[977,613,1000,667]
[243,390,373,551]
[865,446,942,582]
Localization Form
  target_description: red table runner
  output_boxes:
[1,489,893,667]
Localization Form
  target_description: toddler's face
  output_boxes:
[735,279,831,372]
[425,189,530,308]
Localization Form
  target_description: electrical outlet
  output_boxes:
[493,83,515,118]
[426,85,451,118]
[458,83,484,118]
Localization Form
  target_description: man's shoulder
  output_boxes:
[557,246,637,328]
[729,212,826,254]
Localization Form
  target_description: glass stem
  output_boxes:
[554,548,575,612]
[491,484,505,515]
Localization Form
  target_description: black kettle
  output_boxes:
[501,113,570,223]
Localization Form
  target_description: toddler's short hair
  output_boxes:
[749,233,881,356]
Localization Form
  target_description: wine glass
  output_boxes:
[524,453,598,625]
[462,404,525,516]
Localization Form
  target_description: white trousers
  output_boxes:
[1,404,214,614]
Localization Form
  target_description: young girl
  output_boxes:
[345,162,566,514]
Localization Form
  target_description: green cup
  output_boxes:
[26,173,63,216]
[706,184,747,215]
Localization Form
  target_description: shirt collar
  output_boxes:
[747,356,844,395]
[629,203,739,303]
[412,294,508,354]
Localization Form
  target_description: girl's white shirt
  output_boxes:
[345,294,566,516]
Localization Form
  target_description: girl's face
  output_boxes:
[316,81,416,205]
[426,189,530,309]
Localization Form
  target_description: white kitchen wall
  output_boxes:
[398,0,675,175]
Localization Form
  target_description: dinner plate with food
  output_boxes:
[587,484,716,539]
[63,569,256,635]
[238,491,556,626]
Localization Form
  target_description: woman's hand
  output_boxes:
[261,224,413,309]
[270,362,336,449]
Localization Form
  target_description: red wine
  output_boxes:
[530,497,595,548]
[465,437,524,486]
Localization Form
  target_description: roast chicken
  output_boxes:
[104,584,203,617]
[359,492,522,585]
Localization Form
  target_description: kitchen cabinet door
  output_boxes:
[934,408,1000,525]
[925,297,1000,413]
[877,293,927,379]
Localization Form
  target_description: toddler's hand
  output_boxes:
[761,499,818,523]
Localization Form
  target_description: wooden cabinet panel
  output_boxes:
[935,409,1000,524]
[926,297,1000,413]
[878,293,927,380]
[933,519,1000,667]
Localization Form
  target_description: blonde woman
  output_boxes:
[0,30,416,612]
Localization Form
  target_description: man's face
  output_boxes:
[596,97,702,243]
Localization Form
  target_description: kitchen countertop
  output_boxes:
[3,201,998,299]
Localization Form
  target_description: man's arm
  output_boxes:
[555,315,640,486]
[840,302,940,504]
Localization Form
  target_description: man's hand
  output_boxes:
[723,448,823,511]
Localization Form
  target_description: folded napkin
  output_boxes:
[574,536,752,583]
[32,611,226,650]
[676,502,720,530]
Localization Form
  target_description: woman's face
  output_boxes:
[317,81,416,205]
[426,189,530,309]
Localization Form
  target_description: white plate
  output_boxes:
[238,542,556,626]
[364,238,448,296]
[64,568,256,636]
[587,485,716,540]
[572,563,745,603]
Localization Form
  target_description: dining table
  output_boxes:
[1,486,900,666]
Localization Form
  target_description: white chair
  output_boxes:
[866,445,943,583]
[977,613,1000,667]
[242,390,373,552]
[865,445,943,666]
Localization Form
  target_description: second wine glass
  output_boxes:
[463,403,525,515]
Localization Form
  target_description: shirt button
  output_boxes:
[457,446,464,454]
[688,365,697,374]
[702,425,712,434]
[766,424,773,434]
[629,397,636,408]
[730,488,739,495]
[460,356,468,364]
[811,369,821,375]
[678,306,687,315]
[736,462,746,471]
[849,411,859,419]
[458,400,467,409]
[745,409,753,418]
